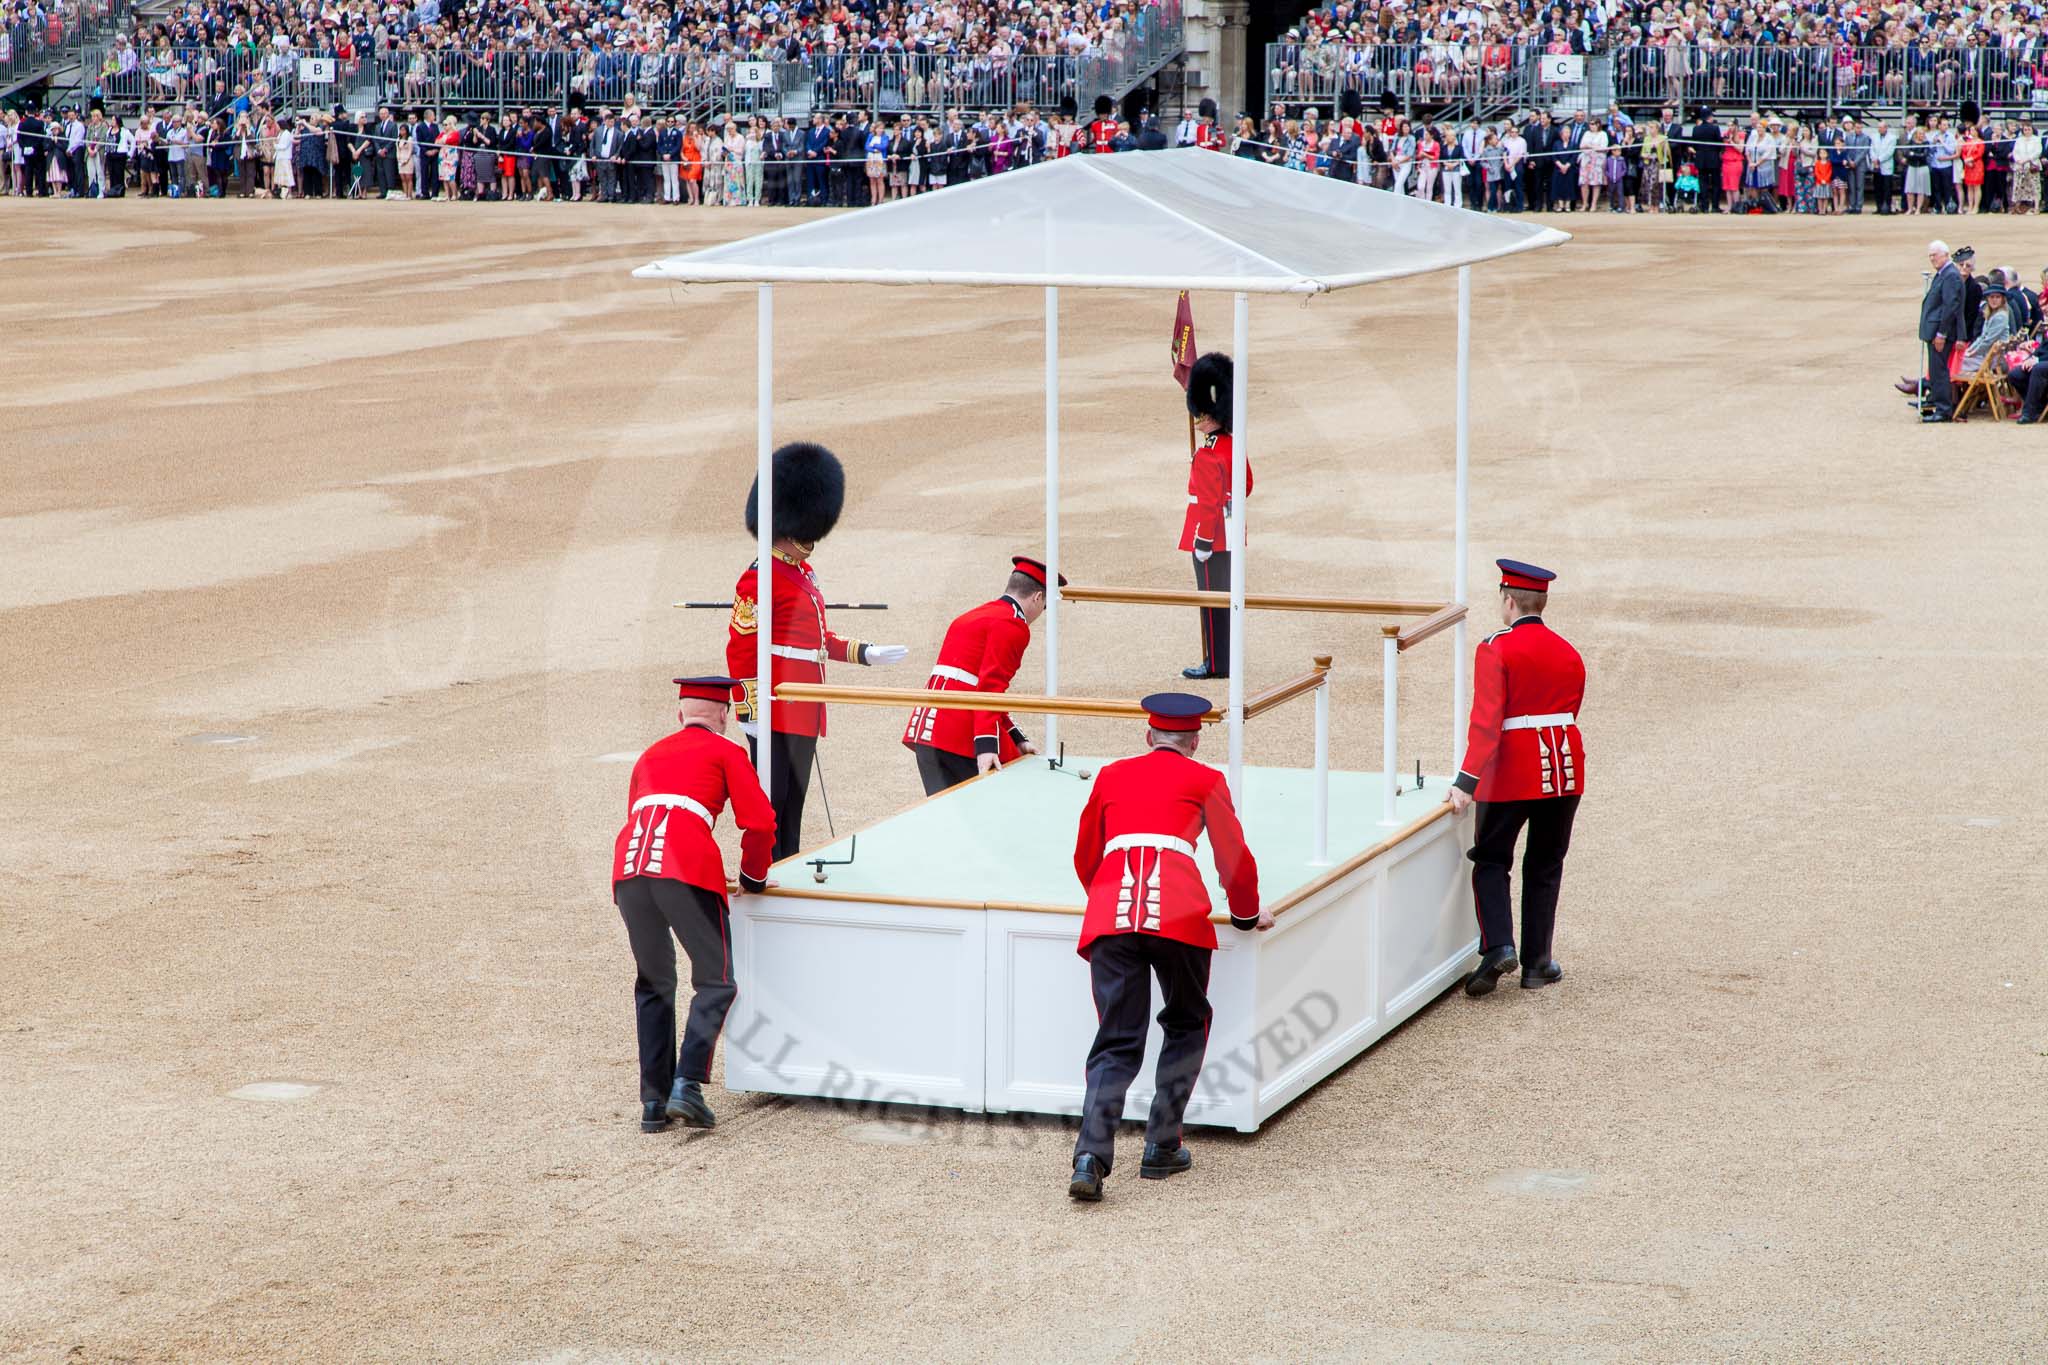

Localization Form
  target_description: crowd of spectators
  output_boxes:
[0,95,1128,203]
[1223,99,2048,216]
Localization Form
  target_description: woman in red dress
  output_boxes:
[1722,127,1745,212]
[1958,126,1984,212]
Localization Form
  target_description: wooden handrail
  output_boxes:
[1241,659,1331,720]
[1396,603,1468,653]
[773,682,1205,722]
[1061,584,1446,617]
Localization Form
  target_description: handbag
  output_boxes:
[1659,165,1674,183]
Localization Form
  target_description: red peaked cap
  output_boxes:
[1141,692,1211,732]
[1497,559,1557,593]
[1011,555,1069,588]
[674,675,740,703]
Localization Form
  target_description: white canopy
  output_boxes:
[633,148,1568,295]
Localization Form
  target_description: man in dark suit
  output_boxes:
[1919,240,1966,423]
[20,105,49,196]
[626,111,656,203]
[1695,109,1723,212]
[375,105,399,196]
[804,112,831,205]
[1521,112,1552,211]
[413,111,439,199]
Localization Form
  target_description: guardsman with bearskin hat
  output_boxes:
[1067,694,1270,1203]
[902,555,1065,795]
[1448,560,1586,997]
[1195,98,1228,151]
[1180,352,1253,681]
[1087,94,1119,153]
[727,442,908,860]
[613,676,778,1134]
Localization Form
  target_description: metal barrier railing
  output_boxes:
[3,0,128,93]
[1265,41,1554,121]
[1612,43,2048,116]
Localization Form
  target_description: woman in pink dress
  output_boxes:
[1721,127,1745,211]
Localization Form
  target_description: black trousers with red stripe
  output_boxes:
[747,729,817,860]
[1192,550,1232,676]
[615,877,736,1099]
[1075,932,1213,1173]
[1469,795,1581,962]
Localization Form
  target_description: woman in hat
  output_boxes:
[2013,123,2041,214]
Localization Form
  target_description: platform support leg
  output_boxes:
[1381,628,1400,826]
[1044,285,1060,757]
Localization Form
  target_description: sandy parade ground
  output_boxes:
[1,198,2044,1362]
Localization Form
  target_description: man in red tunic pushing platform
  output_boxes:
[1067,693,1271,1202]
[613,676,778,1134]
[1448,560,1587,997]
[727,442,908,860]
[901,554,1064,795]
[1180,352,1253,680]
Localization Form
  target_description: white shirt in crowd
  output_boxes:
[1872,126,1897,175]
[167,124,188,162]
[67,117,86,152]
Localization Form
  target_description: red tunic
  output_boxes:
[725,552,866,738]
[1455,616,1587,803]
[901,595,1032,763]
[612,724,778,895]
[1073,747,1261,958]
[1196,123,1228,151]
[1088,118,1118,153]
[1178,432,1253,553]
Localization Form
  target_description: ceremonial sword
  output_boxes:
[674,601,890,610]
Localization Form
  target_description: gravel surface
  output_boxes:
[2,202,2042,1362]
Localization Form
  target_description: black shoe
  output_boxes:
[640,1101,671,1133]
[1922,412,1951,423]
[1181,664,1224,680]
[666,1079,716,1128]
[1521,957,1563,989]
[2019,414,2040,425]
[1068,1154,1105,1201]
[1140,1142,1193,1180]
[1464,944,1518,997]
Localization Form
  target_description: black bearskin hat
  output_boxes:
[1186,353,1233,432]
[1339,89,1363,119]
[1379,90,1398,113]
[745,442,845,544]
[1094,94,1115,117]
[1959,98,1980,127]
[1198,96,1218,121]
[1058,94,1078,119]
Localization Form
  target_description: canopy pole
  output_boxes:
[756,284,774,794]
[1044,286,1061,757]
[1452,266,1471,772]
[1227,291,1249,802]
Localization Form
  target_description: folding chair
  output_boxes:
[1953,342,2014,421]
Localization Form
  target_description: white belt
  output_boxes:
[769,644,824,664]
[1502,712,1576,731]
[631,793,714,827]
[1187,495,1200,503]
[929,665,979,687]
[1105,833,1196,859]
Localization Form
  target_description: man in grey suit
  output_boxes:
[1843,119,1871,214]
[1919,240,1965,424]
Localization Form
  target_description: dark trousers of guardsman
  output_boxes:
[1469,795,1581,963]
[1192,551,1232,677]
[614,877,738,1102]
[1074,933,1213,1175]
[913,744,977,797]
[748,731,816,860]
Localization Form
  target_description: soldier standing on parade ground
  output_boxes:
[1180,352,1253,681]
[1449,560,1587,997]
[612,676,777,1134]
[902,555,1064,796]
[727,442,909,861]
[1067,694,1271,1203]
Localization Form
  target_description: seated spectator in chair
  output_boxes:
[2007,336,2048,422]
[1959,282,2012,378]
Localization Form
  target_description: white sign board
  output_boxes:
[735,60,774,89]
[1538,54,1584,86]
[298,56,336,83]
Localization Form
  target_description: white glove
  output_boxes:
[865,643,909,665]
[1193,548,1213,564]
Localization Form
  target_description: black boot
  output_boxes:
[1181,664,1223,680]
[1464,944,1518,997]
[1139,1142,1193,1180]
[1068,1154,1105,1202]
[666,1079,716,1128]
[1521,957,1563,989]
[640,1101,671,1133]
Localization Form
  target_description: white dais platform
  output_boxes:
[722,760,1477,1131]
